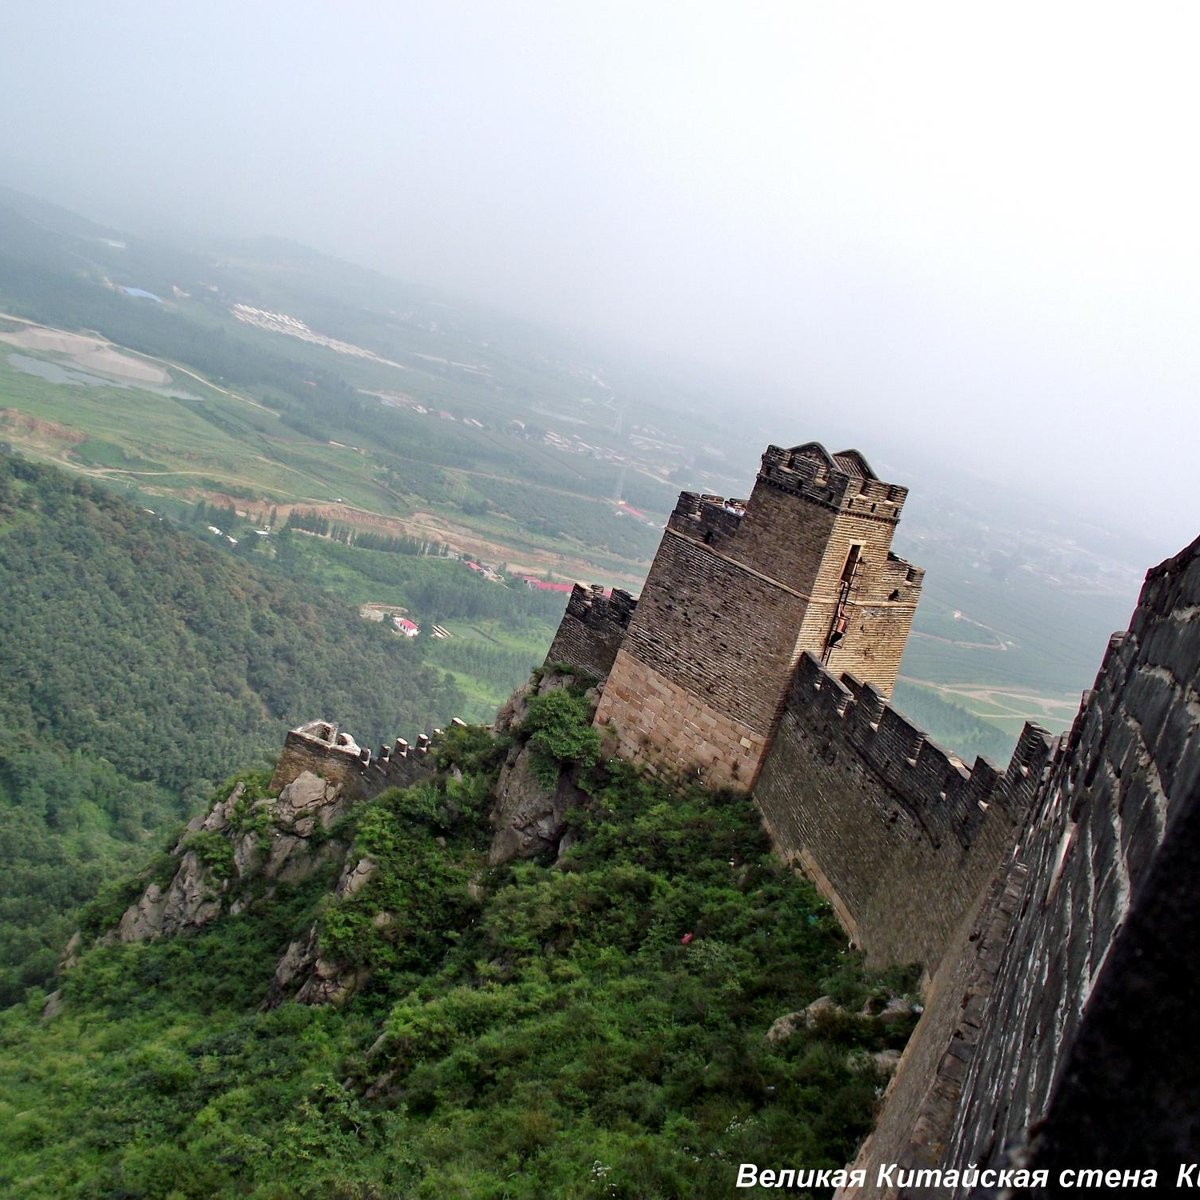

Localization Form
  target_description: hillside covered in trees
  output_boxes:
[0,690,911,1199]
[0,453,464,1002]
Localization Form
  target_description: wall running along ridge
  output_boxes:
[753,653,1055,973]
[843,533,1200,1196]
[513,436,1197,1184]
[269,718,448,801]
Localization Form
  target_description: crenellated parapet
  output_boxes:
[789,653,1054,851]
[545,583,637,682]
[878,550,926,603]
[757,442,909,524]
[666,492,747,550]
[753,652,1057,973]
[538,438,927,791]
[269,717,457,801]
[842,532,1200,1196]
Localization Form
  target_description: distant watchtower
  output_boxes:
[592,442,924,790]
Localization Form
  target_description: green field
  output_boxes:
[0,332,658,586]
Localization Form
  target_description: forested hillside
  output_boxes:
[0,708,910,1199]
[0,452,464,1002]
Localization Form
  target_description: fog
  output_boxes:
[2,2,1197,555]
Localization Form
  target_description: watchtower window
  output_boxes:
[840,544,862,585]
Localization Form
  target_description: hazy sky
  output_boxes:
[2,2,1198,554]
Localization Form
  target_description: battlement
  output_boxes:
[555,437,926,790]
[753,653,1056,972]
[666,492,747,550]
[560,582,637,628]
[757,442,909,524]
[269,717,457,801]
[790,653,1055,850]
[546,583,638,680]
[846,531,1200,1193]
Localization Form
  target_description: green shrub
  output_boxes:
[523,689,600,787]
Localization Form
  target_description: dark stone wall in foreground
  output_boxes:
[844,534,1200,1197]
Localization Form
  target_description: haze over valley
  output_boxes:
[0,7,1196,1196]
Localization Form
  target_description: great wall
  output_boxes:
[270,440,1198,1193]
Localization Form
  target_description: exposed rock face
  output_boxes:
[261,853,377,1009]
[488,745,583,865]
[766,995,844,1044]
[116,853,222,942]
[488,670,596,866]
[115,771,355,944]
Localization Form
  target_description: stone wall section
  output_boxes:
[838,861,1030,1199]
[840,533,1200,1196]
[545,584,636,681]
[599,528,811,740]
[269,719,442,802]
[589,442,924,790]
[753,652,1054,972]
[595,649,768,790]
[942,535,1200,1191]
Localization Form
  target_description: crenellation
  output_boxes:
[546,582,638,680]
[666,491,746,547]
[581,439,926,788]
[269,717,448,800]
[755,650,1055,971]
[755,443,910,523]
[844,533,1200,1197]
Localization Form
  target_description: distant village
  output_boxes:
[355,559,595,641]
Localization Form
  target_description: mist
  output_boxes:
[2,1,1197,556]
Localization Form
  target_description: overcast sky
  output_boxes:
[2,2,1197,554]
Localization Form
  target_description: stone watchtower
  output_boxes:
[592,442,924,790]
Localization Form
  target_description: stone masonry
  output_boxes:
[842,533,1200,1196]
[269,718,444,802]
[545,583,637,680]
[753,653,1055,974]
[588,442,924,790]
[541,436,1200,1187]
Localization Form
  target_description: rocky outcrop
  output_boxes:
[488,745,585,865]
[114,771,356,944]
[488,669,596,866]
[261,853,377,1009]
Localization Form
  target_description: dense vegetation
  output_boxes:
[0,453,465,1002]
[0,711,912,1198]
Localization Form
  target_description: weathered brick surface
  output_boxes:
[754,653,1054,972]
[589,442,923,788]
[602,529,813,739]
[842,533,1200,1197]
[545,584,636,680]
[594,649,767,790]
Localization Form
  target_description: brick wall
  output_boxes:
[269,719,441,801]
[602,527,813,738]
[842,533,1200,1196]
[545,584,636,680]
[595,649,768,790]
[593,442,924,789]
[753,653,1054,972]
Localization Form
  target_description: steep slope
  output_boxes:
[0,452,463,1001]
[0,693,912,1200]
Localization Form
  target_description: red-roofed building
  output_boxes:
[515,575,576,594]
